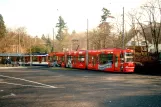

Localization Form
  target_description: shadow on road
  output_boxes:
[134,62,161,76]
[103,94,161,107]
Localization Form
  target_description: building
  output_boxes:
[126,25,161,53]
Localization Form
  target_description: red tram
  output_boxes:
[48,52,65,67]
[48,48,135,73]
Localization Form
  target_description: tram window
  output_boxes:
[53,56,57,61]
[17,57,22,62]
[33,56,38,61]
[93,56,97,64]
[11,57,16,62]
[99,54,113,64]
[67,55,72,59]
[19,57,23,62]
[67,55,72,61]
[115,55,118,67]
[78,55,85,62]
[42,57,44,62]
[88,56,97,64]
[60,56,65,62]
[48,56,52,61]
[89,56,93,63]
[42,56,46,62]
[120,53,124,62]
[96,56,99,64]
[25,56,30,62]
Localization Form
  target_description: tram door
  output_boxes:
[114,53,121,72]
[91,56,97,70]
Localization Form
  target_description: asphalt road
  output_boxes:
[0,67,161,107]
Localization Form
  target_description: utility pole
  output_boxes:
[18,33,20,53]
[132,15,136,60]
[30,36,32,66]
[87,19,89,50]
[122,7,125,49]
[53,28,54,52]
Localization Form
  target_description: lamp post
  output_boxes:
[87,19,89,50]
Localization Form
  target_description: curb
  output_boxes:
[0,66,28,69]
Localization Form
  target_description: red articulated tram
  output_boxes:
[48,52,65,67]
[48,48,135,73]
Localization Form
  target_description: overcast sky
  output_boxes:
[0,0,147,38]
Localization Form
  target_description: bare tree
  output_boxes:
[88,29,101,50]
[141,0,161,54]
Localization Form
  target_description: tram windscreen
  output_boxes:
[125,53,133,56]
[125,52,133,62]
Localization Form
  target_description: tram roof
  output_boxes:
[0,53,24,56]
[24,52,48,55]
[0,52,48,57]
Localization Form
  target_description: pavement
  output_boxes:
[0,66,27,69]
[0,66,47,69]
[0,67,161,107]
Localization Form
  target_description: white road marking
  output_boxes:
[0,82,56,88]
[2,93,16,98]
[0,74,57,89]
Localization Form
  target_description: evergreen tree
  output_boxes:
[56,16,66,41]
[101,8,111,22]
[0,14,6,38]
[72,30,76,35]
[99,8,112,48]
[41,34,46,40]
